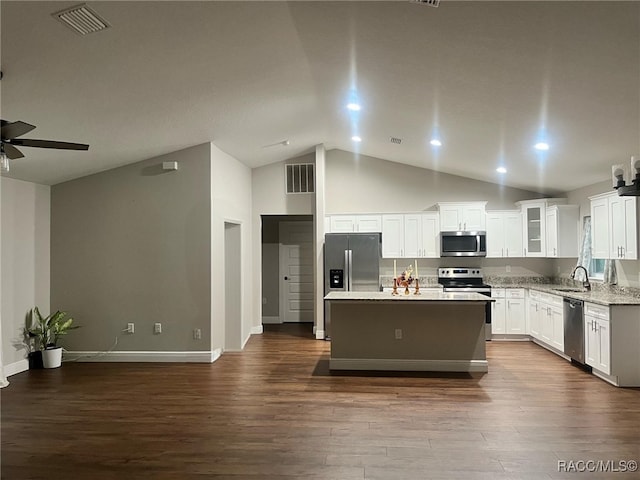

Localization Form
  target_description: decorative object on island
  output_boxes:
[397,264,414,295]
[26,306,79,369]
[612,155,640,196]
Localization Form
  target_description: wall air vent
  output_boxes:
[53,4,110,36]
[412,0,440,7]
[285,164,314,194]
[390,137,402,145]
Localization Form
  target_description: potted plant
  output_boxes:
[27,306,79,368]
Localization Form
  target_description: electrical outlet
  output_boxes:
[193,328,202,340]
[154,323,162,334]
[394,328,402,340]
[127,323,135,334]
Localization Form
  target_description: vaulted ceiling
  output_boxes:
[1,1,638,193]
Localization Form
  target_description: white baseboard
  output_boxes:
[251,325,264,334]
[65,350,218,363]
[261,316,281,324]
[329,358,489,373]
[5,359,29,377]
[315,329,326,340]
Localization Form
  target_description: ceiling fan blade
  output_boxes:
[10,138,90,151]
[2,142,25,159]
[1,121,36,140]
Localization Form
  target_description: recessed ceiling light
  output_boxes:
[347,103,361,112]
[430,139,442,147]
[351,136,362,143]
[496,167,507,174]
[534,142,550,151]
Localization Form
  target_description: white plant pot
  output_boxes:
[42,347,63,369]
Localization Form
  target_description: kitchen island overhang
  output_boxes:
[324,291,494,373]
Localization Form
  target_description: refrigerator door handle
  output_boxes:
[348,250,353,291]
[344,249,349,291]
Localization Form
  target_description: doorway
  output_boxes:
[261,215,313,324]
[224,222,242,351]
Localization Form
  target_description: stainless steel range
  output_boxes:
[438,268,492,340]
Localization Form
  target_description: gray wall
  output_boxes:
[1,178,51,370]
[51,144,212,352]
[325,149,545,213]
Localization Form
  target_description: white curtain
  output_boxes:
[574,217,592,282]
[603,259,618,285]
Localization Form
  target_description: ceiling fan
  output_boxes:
[1,119,89,171]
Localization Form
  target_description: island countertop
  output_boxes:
[324,291,494,302]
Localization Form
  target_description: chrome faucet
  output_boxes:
[570,265,591,291]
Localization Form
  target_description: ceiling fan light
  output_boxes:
[0,153,9,173]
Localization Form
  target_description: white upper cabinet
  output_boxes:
[381,214,404,257]
[516,198,567,258]
[590,195,610,259]
[420,213,439,258]
[437,202,486,231]
[381,213,440,258]
[486,210,523,258]
[589,192,639,260]
[328,215,382,233]
[545,205,579,258]
[609,196,638,260]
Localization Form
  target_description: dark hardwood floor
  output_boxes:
[2,324,640,479]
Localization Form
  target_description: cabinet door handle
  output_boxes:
[506,248,509,256]
[502,248,504,257]
[463,222,467,230]
[621,246,625,258]
[401,249,403,257]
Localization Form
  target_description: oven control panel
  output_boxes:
[438,268,483,279]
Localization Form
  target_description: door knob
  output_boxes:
[284,276,289,280]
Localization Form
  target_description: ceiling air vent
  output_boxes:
[286,164,314,194]
[412,0,440,7]
[53,4,110,36]
[390,137,402,145]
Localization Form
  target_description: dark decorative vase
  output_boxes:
[28,351,43,369]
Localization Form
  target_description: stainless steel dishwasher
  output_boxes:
[563,298,585,364]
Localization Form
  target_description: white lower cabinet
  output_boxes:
[527,290,542,340]
[535,292,564,351]
[584,303,610,375]
[491,288,525,336]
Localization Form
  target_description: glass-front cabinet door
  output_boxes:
[522,203,545,257]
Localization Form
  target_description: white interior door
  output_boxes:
[279,222,313,322]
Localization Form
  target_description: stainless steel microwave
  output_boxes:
[440,231,487,257]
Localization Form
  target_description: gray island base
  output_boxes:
[325,291,493,373]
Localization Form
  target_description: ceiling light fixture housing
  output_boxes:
[412,0,440,7]
[534,142,550,151]
[613,155,640,196]
[53,3,110,36]
[430,139,442,147]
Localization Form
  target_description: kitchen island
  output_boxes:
[325,291,493,373]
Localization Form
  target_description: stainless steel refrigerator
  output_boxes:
[324,233,381,338]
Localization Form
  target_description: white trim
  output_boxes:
[211,348,222,363]
[315,329,326,340]
[64,351,218,363]
[5,359,29,377]
[261,316,281,325]
[251,325,264,334]
[329,358,489,373]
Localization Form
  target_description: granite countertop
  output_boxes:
[487,277,640,306]
[325,291,493,302]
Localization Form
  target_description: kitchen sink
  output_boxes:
[552,287,585,293]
